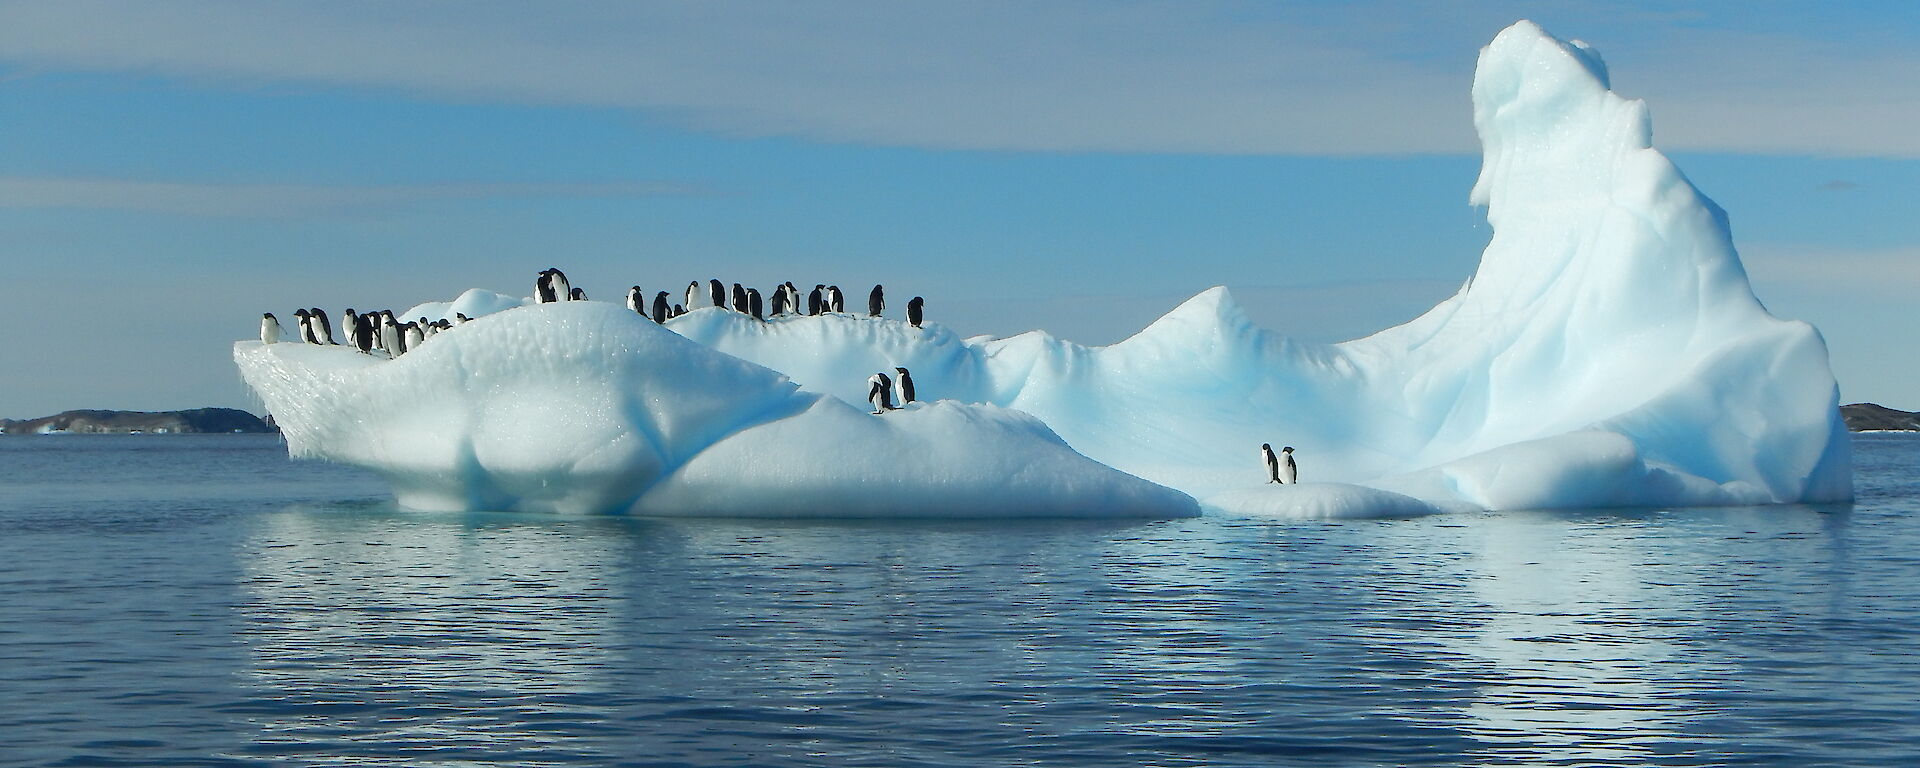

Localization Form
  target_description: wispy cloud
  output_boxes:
[3,1,1917,156]
[0,176,714,216]
[1741,244,1920,295]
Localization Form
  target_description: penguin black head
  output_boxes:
[1262,443,1271,451]
[895,367,909,375]
[570,287,585,300]
[456,313,470,322]
[294,308,309,317]
[263,312,276,320]
[1282,446,1294,453]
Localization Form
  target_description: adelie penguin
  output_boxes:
[351,310,376,353]
[652,291,671,324]
[731,283,748,314]
[768,286,787,317]
[569,287,587,301]
[627,286,645,314]
[828,285,845,313]
[709,279,726,310]
[867,371,897,414]
[293,309,315,343]
[868,285,885,317]
[260,313,283,345]
[747,288,764,321]
[309,308,336,345]
[893,366,915,405]
[685,280,702,310]
[535,268,569,304]
[1262,444,1280,484]
[907,296,925,328]
[808,285,825,316]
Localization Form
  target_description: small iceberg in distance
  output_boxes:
[234,20,1849,519]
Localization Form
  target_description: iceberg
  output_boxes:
[234,21,1850,518]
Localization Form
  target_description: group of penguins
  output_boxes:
[535,267,927,329]
[259,267,929,415]
[259,306,456,357]
[1261,444,1298,484]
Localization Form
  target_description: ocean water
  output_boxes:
[2,434,1918,767]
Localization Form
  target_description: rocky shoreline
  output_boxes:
[0,408,275,435]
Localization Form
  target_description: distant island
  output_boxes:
[1840,403,1920,432]
[0,408,276,435]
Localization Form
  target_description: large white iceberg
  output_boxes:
[235,21,1851,518]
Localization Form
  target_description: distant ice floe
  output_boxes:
[235,21,1849,519]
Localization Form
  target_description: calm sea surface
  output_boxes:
[2,434,1918,767]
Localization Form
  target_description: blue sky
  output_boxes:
[1,0,1917,416]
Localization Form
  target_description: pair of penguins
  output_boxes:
[534,268,585,303]
[866,367,916,415]
[1261,444,1298,484]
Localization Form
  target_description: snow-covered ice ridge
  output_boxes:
[235,21,1851,518]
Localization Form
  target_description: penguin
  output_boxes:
[748,287,764,321]
[768,286,788,317]
[352,311,375,353]
[652,291,670,324]
[686,280,702,310]
[731,283,748,313]
[422,320,439,338]
[1262,444,1280,484]
[260,313,283,345]
[808,285,824,316]
[550,268,573,301]
[381,313,403,356]
[340,308,358,340]
[535,269,558,303]
[627,286,645,314]
[672,304,686,318]
[709,279,726,309]
[454,313,471,325]
[893,366,915,405]
[868,285,884,317]
[907,296,925,328]
[293,309,315,343]
[309,308,336,344]
[784,282,800,314]
[867,372,897,414]
[828,285,845,313]
[404,321,425,351]
[1279,446,1298,484]
[569,287,586,301]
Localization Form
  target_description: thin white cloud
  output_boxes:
[1,1,1916,155]
[0,176,714,216]
[1741,244,1920,295]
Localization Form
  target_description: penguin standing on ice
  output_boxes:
[551,268,573,300]
[1279,447,1297,484]
[893,366,915,405]
[1262,444,1280,484]
[709,279,726,309]
[907,296,925,328]
[627,286,645,314]
[381,313,404,356]
[784,282,801,313]
[828,285,845,313]
[404,321,425,351]
[309,308,336,344]
[535,269,559,303]
[652,291,671,323]
[672,304,686,318]
[747,288,764,320]
[731,283,749,313]
[768,286,787,317]
[351,311,375,353]
[293,309,315,343]
[686,280,702,310]
[260,313,283,344]
[868,285,885,317]
[867,372,897,414]
[808,285,825,316]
